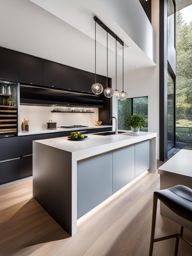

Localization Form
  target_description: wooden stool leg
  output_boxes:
[149,193,158,256]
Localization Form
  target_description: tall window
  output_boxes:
[118,96,148,131]
[167,0,176,153]
[167,71,175,150]
[176,5,192,148]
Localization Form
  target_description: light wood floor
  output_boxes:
[0,173,192,256]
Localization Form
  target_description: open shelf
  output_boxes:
[0,105,17,109]
[51,110,95,114]
[0,119,17,122]
[0,110,17,113]
[0,114,17,117]
[0,128,17,134]
[0,124,17,127]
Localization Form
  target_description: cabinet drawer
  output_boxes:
[0,136,32,161]
[0,155,32,184]
[0,132,69,161]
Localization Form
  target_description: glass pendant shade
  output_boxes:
[91,82,103,95]
[104,87,113,98]
[113,89,120,98]
[91,20,103,96]
[119,90,127,101]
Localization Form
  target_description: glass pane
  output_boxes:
[133,97,148,131]
[0,81,18,137]
[176,5,192,148]
[167,72,175,150]
[168,0,175,50]
[118,97,148,131]
[118,98,132,130]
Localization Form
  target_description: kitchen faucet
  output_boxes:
[112,116,118,135]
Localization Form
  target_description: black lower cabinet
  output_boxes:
[0,155,32,185]
[0,127,112,184]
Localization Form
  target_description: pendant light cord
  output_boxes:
[122,43,124,92]
[94,20,97,83]
[106,32,108,87]
[115,38,117,91]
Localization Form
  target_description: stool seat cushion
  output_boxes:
[155,185,192,222]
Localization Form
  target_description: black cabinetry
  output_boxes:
[0,48,43,85]
[43,61,61,89]
[0,48,20,82]
[0,127,111,184]
[0,47,108,94]
[0,156,32,185]
[18,54,43,86]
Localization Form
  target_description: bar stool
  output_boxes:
[149,185,192,256]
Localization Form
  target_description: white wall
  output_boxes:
[113,0,160,158]
[100,0,154,61]
[31,0,155,62]
[19,105,98,132]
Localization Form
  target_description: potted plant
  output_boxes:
[126,114,145,134]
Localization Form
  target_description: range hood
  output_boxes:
[20,84,104,108]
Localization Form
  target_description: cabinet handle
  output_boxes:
[21,154,32,158]
[0,157,20,163]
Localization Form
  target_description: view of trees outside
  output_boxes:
[167,72,175,150]
[176,5,192,146]
[118,97,148,131]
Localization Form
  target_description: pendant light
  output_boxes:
[91,20,103,95]
[104,32,113,98]
[119,43,127,101]
[113,38,120,98]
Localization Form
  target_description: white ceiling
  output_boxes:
[30,0,156,72]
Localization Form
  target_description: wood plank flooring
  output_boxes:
[0,173,192,256]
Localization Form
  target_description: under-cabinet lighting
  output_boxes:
[51,107,96,114]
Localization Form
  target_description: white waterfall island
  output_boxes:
[33,132,157,235]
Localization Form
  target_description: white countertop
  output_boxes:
[18,125,112,136]
[158,149,192,178]
[34,131,156,160]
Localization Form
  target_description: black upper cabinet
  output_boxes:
[0,47,43,85]
[18,53,43,86]
[43,61,62,88]
[0,46,108,93]
[0,48,20,82]
[60,67,94,93]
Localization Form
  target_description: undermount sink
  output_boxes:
[94,131,125,136]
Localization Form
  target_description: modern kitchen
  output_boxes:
[1,1,192,256]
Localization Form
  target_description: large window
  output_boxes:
[176,5,192,148]
[118,96,148,131]
[167,0,176,153]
